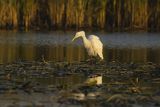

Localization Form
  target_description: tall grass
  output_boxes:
[23,0,37,30]
[0,0,18,29]
[0,0,159,31]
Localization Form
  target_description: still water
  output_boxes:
[0,31,160,63]
[0,31,160,107]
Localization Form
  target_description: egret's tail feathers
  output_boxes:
[98,53,103,60]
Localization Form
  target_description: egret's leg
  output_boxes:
[90,56,97,65]
[86,56,92,62]
[86,58,90,62]
[86,56,93,64]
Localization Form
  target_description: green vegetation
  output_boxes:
[0,0,159,31]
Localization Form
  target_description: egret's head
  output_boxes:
[72,31,85,42]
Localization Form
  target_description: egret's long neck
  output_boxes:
[81,35,90,48]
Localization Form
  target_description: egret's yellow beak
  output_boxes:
[72,36,76,42]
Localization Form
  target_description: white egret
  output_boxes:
[72,31,103,60]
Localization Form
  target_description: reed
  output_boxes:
[0,0,159,31]
[23,0,37,30]
[0,0,18,29]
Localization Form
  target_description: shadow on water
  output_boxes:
[0,31,160,107]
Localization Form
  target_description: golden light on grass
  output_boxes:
[0,0,159,31]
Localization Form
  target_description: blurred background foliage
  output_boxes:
[0,0,159,32]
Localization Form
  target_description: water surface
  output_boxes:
[0,31,160,63]
[0,31,160,107]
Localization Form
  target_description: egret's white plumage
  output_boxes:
[72,31,103,60]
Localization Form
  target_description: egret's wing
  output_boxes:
[88,35,103,59]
